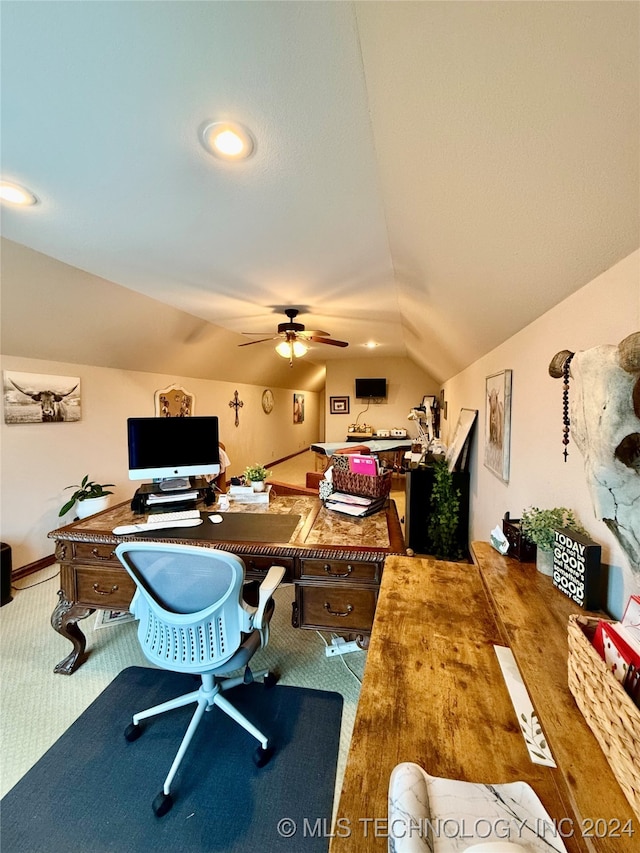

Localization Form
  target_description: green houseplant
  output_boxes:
[59,475,115,518]
[427,459,463,561]
[244,464,270,492]
[520,506,587,575]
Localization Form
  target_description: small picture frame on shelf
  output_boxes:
[330,396,350,415]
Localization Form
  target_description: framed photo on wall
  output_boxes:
[3,370,81,424]
[484,369,512,482]
[293,393,305,424]
[330,395,350,415]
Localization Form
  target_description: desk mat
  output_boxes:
[152,511,301,543]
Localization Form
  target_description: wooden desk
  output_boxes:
[331,546,636,852]
[48,495,404,675]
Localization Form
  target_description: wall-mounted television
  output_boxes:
[355,378,387,399]
[127,416,220,483]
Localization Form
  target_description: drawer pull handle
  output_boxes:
[324,563,354,577]
[92,583,119,596]
[91,548,116,561]
[324,601,353,618]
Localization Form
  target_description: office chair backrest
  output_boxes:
[115,542,247,672]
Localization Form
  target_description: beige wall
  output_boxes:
[324,357,438,442]
[0,355,320,569]
[442,250,640,617]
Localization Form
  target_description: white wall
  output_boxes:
[0,355,320,569]
[442,250,640,617]
[325,357,438,442]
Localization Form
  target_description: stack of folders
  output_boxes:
[324,491,386,518]
[347,454,379,475]
[147,490,199,505]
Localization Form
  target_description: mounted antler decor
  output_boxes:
[549,332,640,571]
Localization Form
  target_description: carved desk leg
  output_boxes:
[51,589,94,675]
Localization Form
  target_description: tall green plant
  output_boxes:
[427,459,462,560]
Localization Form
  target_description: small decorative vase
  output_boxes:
[536,547,554,576]
[76,495,110,519]
[252,480,266,492]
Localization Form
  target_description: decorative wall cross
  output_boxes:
[229,390,244,427]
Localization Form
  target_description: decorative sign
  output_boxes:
[552,528,601,610]
[155,384,194,417]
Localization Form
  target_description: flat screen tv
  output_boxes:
[127,416,220,483]
[355,378,387,399]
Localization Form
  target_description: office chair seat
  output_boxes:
[115,542,285,817]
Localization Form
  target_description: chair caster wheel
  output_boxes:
[263,671,279,689]
[124,722,143,742]
[253,745,274,768]
[152,791,173,817]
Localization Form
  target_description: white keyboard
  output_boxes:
[112,518,203,536]
[147,509,201,524]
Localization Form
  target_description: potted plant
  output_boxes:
[520,506,587,575]
[59,475,115,519]
[427,459,463,561]
[244,464,269,492]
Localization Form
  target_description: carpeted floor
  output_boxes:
[0,574,365,805]
[2,667,343,852]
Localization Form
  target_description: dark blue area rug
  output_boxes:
[1,666,343,852]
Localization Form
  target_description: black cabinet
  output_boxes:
[404,466,470,557]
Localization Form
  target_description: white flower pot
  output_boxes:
[536,547,554,576]
[251,480,266,492]
[76,495,110,519]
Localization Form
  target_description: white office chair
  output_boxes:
[115,541,285,817]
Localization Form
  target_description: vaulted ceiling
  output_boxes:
[1,1,638,383]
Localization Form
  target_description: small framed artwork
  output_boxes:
[155,384,194,417]
[330,395,350,415]
[3,370,81,424]
[484,369,512,482]
[293,393,305,424]
[445,408,477,472]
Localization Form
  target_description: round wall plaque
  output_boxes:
[261,389,274,414]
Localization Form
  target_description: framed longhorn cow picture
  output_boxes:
[3,371,81,424]
[484,369,512,482]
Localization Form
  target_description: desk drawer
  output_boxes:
[73,542,119,566]
[76,567,135,609]
[299,558,380,583]
[243,555,294,580]
[296,584,377,633]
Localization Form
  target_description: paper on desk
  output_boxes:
[494,645,556,767]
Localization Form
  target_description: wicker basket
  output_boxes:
[567,614,640,818]
[332,468,392,500]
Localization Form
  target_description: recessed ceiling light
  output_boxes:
[199,121,255,161]
[0,181,38,206]
[364,341,379,349]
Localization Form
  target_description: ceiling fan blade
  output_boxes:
[241,331,278,336]
[297,329,330,338]
[307,336,349,347]
[238,337,277,347]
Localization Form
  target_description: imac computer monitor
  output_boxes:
[127,416,220,485]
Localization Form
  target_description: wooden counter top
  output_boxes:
[331,547,636,852]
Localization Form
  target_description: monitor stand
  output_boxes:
[158,477,191,492]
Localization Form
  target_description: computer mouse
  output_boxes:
[209,514,223,524]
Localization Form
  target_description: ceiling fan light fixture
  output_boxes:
[275,340,308,359]
[0,180,38,206]
[199,121,255,161]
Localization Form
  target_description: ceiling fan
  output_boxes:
[239,308,349,365]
